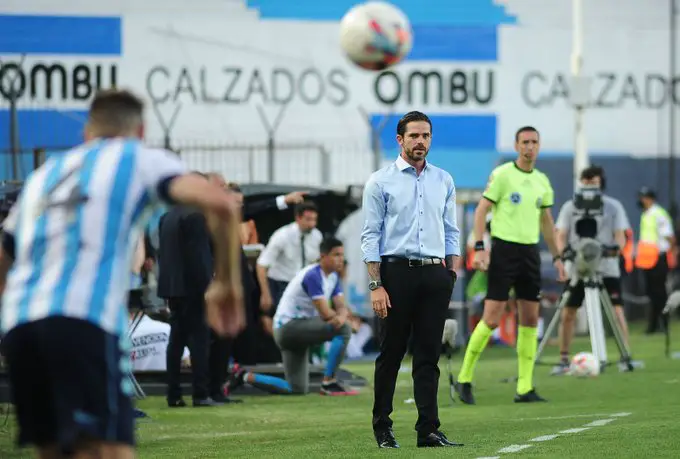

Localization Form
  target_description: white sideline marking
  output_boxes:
[481,412,632,457]
[498,444,532,453]
[584,419,614,427]
[513,413,614,421]
[530,434,559,442]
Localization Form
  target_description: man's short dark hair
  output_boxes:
[580,165,606,191]
[88,89,144,137]
[397,111,432,137]
[320,237,343,255]
[515,126,539,142]
[294,201,318,217]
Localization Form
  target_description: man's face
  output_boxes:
[580,176,602,189]
[397,121,431,163]
[296,210,318,233]
[321,246,345,272]
[515,130,540,163]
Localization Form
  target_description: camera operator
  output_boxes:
[552,166,632,374]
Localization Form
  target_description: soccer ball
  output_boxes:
[570,352,601,377]
[339,1,413,71]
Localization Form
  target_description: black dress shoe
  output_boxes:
[192,397,224,407]
[417,431,464,448]
[375,429,399,448]
[167,398,186,408]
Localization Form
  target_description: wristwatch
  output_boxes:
[368,280,382,291]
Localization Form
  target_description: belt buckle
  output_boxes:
[408,259,422,267]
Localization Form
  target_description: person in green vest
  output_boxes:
[636,187,676,333]
[454,126,566,405]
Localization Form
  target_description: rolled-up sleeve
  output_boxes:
[360,176,385,263]
[443,178,461,257]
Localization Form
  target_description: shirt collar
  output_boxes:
[395,155,427,172]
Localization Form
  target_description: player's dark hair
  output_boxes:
[88,89,144,137]
[294,201,318,217]
[320,236,343,255]
[397,111,432,137]
[515,126,539,142]
[580,165,606,191]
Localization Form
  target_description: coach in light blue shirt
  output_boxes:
[362,111,463,449]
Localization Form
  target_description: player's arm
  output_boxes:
[443,177,461,270]
[360,176,385,284]
[139,149,242,288]
[302,271,337,321]
[330,278,349,318]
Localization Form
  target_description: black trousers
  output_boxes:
[209,334,232,397]
[372,258,455,435]
[644,255,669,332]
[166,297,211,401]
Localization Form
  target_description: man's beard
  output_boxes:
[405,147,428,161]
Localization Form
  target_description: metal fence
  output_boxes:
[0,140,378,188]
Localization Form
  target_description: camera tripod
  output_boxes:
[535,241,634,372]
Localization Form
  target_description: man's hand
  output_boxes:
[371,287,391,319]
[205,280,245,337]
[329,308,349,329]
[472,251,489,271]
[260,292,273,312]
[554,259,567,282]
[284,191,308,205]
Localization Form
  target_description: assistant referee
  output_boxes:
[454,126,566,404]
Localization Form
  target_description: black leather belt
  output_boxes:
[382,256,443,267]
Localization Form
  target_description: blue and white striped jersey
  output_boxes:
[0,138,187,337]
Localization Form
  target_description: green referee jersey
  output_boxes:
[483,161,554,245]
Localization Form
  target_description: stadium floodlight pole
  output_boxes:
[571,0,589,192]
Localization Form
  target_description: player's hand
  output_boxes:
[205,280,245,337]
[371,287,391,319]
[329,310,348,329]
[260,292,273,312]
[554,259,567,282]
[473,251,489,271]
[284,191,309,205]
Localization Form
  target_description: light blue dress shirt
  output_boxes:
[361,155,461,262]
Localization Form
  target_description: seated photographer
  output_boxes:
[272,237,359,395]
[552,166,632,374]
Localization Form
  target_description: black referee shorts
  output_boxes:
[562,277,623,308]
[487,237,542,302]
[2,317,135,454]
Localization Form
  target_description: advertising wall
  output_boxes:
[0,0,678,188]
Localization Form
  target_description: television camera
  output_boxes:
[536,185,634,372]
